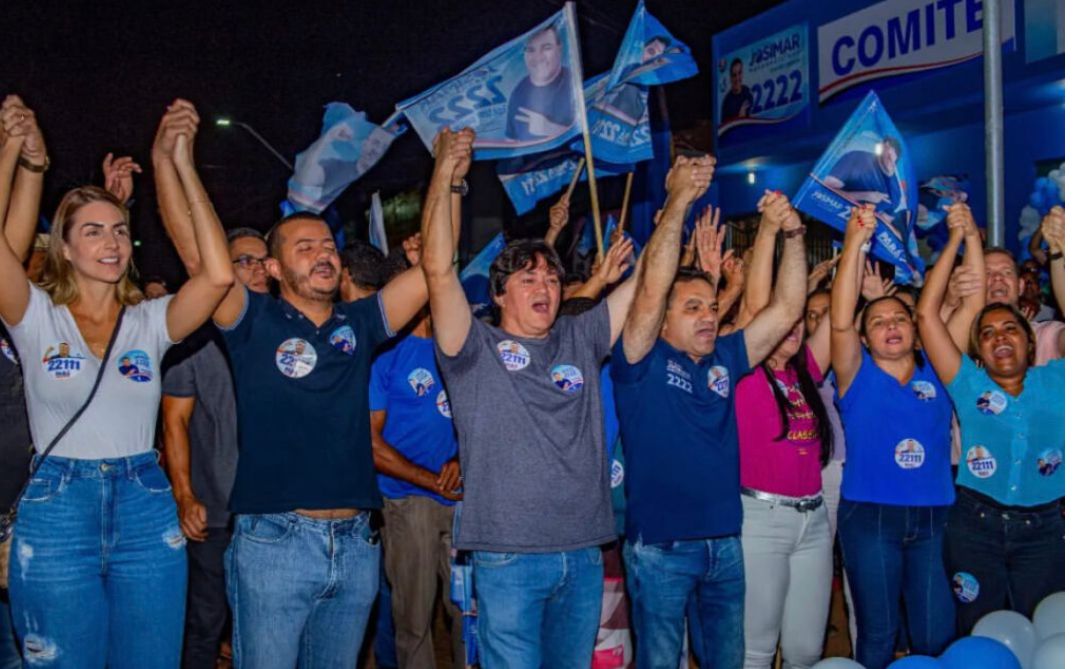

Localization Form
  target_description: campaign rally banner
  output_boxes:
[716,23,809,139]
[287,103,400,214]
[793,90,924,285]
[817,0,1015,102]
[607,0,698,90]
[397,4,586,161]
[496,147,630,216]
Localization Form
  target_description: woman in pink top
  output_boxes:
[734,212,834,669]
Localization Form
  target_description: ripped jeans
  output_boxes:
[9,452,187,668]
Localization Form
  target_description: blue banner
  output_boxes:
[793,91,924,285]
[287,103,399,214]
[496,145,630,216]
[397,4,585,161]
[368,191,388,255]
[460,233,507,311]
[608,0,698,90]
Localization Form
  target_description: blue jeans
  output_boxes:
[225,511,380,669]
[623,536,744,669]
[472,547,603,669]
[0,595,21,669]
[837,500,955,669]
[9,453,187,669]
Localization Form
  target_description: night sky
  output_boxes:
[5,0,782,282]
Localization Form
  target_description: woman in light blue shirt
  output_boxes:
[917,205,1064,635]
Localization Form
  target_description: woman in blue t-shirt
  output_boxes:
[829,205,958,669]
[917,206,1064,634]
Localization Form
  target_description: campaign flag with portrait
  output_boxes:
[495,142,631,216]
[792,91,924,285]
[607,0,698,90]
[287,103,400,214]
[397,4,586,161]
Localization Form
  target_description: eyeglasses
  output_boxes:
[232,255,268,269]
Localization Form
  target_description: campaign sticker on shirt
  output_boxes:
[952,572,980,604]
[1037,449,1063,477]
[0,338,18,365]
[894,439,925,469]
[551,364,584,394]
[707,365,731,398]
[329,325,356,356]
[976,390,1008,416]
[436,390,452,418]
[497,340,530,372]
[610,460,624,488]
[408,368,436,397]
[965,446,998,479]
[911,380,937,401]
[117,350,153,383]
[275,338,318,379]
[41,342,86,380]
[666,359,690,380]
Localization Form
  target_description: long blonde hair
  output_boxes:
[39,186,144,306]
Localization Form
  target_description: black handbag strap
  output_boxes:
[6,305,127,514]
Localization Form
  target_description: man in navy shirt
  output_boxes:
[505,24,576,142]
[823,138,905,238]
[160,126,474,668]
[613,187,807,669]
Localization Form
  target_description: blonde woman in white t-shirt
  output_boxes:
[0,97,233,669]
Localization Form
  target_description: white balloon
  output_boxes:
[1031,592,1065,640]
[973,610,1037,669]
[1030,633,1064,669]
[811,659,866,669]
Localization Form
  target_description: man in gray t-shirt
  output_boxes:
[421,127,641,668]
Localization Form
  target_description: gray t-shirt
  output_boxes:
[161,327,238,528]
[2,284,174,459]
[436,302,615,552]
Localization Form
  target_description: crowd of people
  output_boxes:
[0,93,1065,669]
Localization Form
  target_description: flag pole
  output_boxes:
[565,2,605,265]
[617,172,634,236]
[563,158,586,201]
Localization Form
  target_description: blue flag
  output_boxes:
[792,91,924,285]
[287,103,399,214]
[607,0,698,90]
[460,233,507,311]
[496,145,631,216]
[368,192,388,256]
[397,4,586,162]
[572,71,652,166]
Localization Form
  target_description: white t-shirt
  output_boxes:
[1,283,175,459]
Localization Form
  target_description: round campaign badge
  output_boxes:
[952,572,980,604]
[41,342,86,380]
[436,390,452,419]
[965,446,998,479]
[275,338,318,379]
[707,365,731,398]
[0,337,18,365]
[117,350,153,383]
[894,439,925,469]
[497,340,531,372]
[976,390,1008,416]
[408,368,436,397]
[911,380,937,401]
[1037,449,1063,477]
[610,460,625,488]
[551,364,584,394]
[329,325,356,356]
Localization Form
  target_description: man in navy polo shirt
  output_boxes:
[613,189,808,669]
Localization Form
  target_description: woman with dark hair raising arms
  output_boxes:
[916,203,1064,634]
[830,205,957,669]
[0,97,233,668]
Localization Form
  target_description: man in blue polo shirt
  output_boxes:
[613,189,808,669]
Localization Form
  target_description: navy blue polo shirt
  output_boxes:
[220,289,393,513]
[612,333,751,545]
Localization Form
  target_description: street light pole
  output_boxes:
[216,118,293,171]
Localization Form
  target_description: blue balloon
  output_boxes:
[1030,192,1045,209]
[889,656,943,668]
[940,636,1021,669]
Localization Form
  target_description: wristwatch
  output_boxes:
[450,180,469,197]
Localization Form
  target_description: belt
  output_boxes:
[741,487,824,513]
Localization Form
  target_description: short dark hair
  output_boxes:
[969,302,1036,367]
[646,35,671,50]
[266,212,326,258]
[667,267,715,307]
[882,136,902,159]
[489,240,565,324]
[227,227,265,245]
[142,275,166,289]
[340,241,387,290]
[730,57,743,73]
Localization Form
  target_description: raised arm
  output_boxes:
[943,203,986,349]
[831,205,876,395]
[165,131,235,341]
[1,96,45,264]
[0,114,30,326]
[693,206,725,290]
[153,101,202,274]
[568,235,634,302]
[1041,206,1064,313]
[732,192,786,328]
[421,128,475,357]
[742,199,808,366]
[544,194,570,248]
[620,156,713,363]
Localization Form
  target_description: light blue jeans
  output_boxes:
[225,511,380,668]
[472,547,603,669]
[9,452,188,668]
[623,536,745,669]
